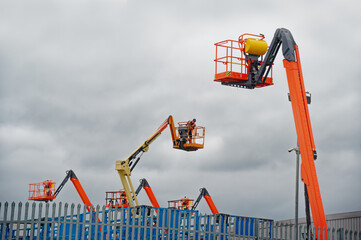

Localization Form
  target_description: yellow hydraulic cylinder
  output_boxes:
[244,38,268,55]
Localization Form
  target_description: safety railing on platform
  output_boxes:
[0,202,359,240]
[175,123,205,147]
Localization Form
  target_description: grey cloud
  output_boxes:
[0,0,360,221]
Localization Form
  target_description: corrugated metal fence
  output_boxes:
[277,211,361,233]
[0,202,359,240]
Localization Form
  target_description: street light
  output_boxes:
[289,143,300,240]
[288,91,311,240]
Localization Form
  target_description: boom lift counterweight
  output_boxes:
[214,28,327,239]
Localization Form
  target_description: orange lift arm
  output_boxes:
[214,28,327,239]
[135,178,160,208]
[53,170,93,212]
[255,29,326,239]
[191,188,219,215]
[116,115,205,207]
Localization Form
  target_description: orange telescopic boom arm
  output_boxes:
[257,29,326,239]
[192,188,219,215]
[135,178,160,208]
[53,170,94,212]
[69,177,93,212]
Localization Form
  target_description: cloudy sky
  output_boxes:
[0,0,360,221]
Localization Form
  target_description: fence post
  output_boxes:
[42,203,49,240]
[29,202,36,239]
[62,202,69,240]
[80,204,87,240]
[95,205,100,240]
[1,202,9,240]
[15,202,22,240]
[337,228,344,240]
[49,203,56,240]
[9,202,16,239]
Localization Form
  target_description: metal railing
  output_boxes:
[0,202,359,240]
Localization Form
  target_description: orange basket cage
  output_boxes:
[105,190,130,208]
[214,33,273,88]
[168,197,194,210]
[28,180,56,202]
[175,122,205,151]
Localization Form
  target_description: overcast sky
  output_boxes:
[0,0,360,221]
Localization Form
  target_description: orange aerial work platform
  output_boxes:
[28,180,56,202]
[105,190,130,208]
[214,33,273,88]
[174,121,205,151]
[168,197,194,210]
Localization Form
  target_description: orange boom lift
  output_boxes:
[214,28,327,239]
[28,170,94,212]
[135,178,160,208]
[191,188,219,215]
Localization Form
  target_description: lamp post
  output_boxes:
[288,143,300,240]
[288,92,311,240]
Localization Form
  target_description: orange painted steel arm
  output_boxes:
[167,115,178,147]
[203,195,219,215]
[70,177,93,212]
[146,115,179,150]
[283,45,327,238]
[69,175,101,223]
[146,116,171,144]
[143,186,160,208]
[192,188,219,215]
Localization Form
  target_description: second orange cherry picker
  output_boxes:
[28,170,94,212]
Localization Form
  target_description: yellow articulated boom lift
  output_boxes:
[115,115,205,207]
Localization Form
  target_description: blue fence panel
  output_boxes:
[6,202,355,240]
